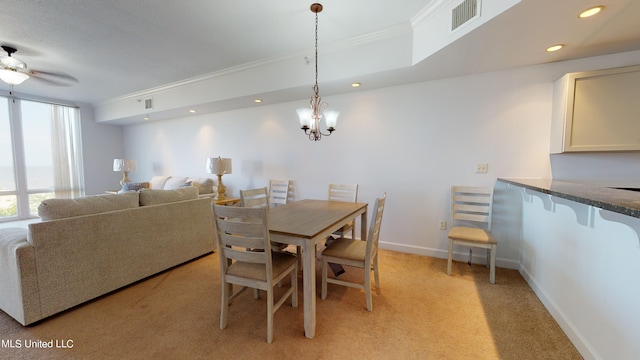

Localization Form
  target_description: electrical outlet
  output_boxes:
[475,163,488,173]
[439,220,447,230]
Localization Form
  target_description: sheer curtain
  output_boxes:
[51,105,85,198]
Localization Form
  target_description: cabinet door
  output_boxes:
[551,65,640,153]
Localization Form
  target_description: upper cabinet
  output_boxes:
[550,65,640,153]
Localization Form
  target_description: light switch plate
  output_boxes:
[475,163,488,173]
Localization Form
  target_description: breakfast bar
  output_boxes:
[494,177,640,359]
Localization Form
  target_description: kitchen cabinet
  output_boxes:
[550,64,640,153]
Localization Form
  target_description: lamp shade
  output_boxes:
[296,108,313,128]
[206,157,232,175]
[113,159,136,172]
[0,69,29,85]
[323,110,339,129]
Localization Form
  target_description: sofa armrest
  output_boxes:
[0,228,41,325]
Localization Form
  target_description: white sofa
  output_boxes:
[0,187,214,325]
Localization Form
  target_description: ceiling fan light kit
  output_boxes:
[0,45,31,85]
[0,68,29,85]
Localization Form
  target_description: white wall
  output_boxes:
[78,105,126,195]
[117,50,640,268]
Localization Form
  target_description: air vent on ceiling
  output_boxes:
[144,98,153,109]
[451,0,479,31]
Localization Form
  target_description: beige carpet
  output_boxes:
[0,250,581,359]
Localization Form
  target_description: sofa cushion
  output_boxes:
[189,178,215,194]
[38,191,140,221]
[138,187,198,206]
[149,176,171,189]
[118,181,150,193]
[163,177,188,190]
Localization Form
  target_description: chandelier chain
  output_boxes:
[314,10,319,95]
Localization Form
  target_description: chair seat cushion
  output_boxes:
[227,252,297,281]
[322,238,366,261]
[448,227,496,244]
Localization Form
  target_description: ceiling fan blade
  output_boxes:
[29,69,78,84]
[29,73,76,87]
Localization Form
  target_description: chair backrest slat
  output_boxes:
[269,179,291,207]
[219,232,266,250]
[453,203,490,213]
[240,187,269,208]
[450,186,493,230]
[328,183,358,203]
[223,247,267,264]
[213,204,272,272]
[453,212,489,223]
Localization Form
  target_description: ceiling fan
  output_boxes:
[0,45,77,87]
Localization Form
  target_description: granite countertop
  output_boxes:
[497,178,640,218]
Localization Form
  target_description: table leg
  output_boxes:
[302,241,316,339]
[360,210,368,242]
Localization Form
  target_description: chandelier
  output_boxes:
[297,3,339,141]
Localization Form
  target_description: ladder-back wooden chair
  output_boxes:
[321,193,386,311]
[213,204,298,343]
[447,186,497,284]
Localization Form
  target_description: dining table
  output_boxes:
[268,199,368,339]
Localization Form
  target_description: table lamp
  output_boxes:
[206,157,232,200]
[113,159,136,187]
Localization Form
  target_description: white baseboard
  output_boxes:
[379,241,519,270]
[518,265,600,360]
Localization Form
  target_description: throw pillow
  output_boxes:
[191,178,214,194]
[149,176,171,189]
[163,176,188,190]
[118,182,150,193]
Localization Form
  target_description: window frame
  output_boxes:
[0,95,84,222]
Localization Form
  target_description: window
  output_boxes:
[0,96,84,222]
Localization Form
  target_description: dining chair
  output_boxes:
[321,192,386,311]
[240,186,287,252]
[447,186,497,284]
[240,187,269,208]
[328,183,358,239]
[269,179,291,208]
[212,204,298,343]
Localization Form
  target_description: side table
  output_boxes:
[213,197,240,206]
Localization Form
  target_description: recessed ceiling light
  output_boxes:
[143,116,150,121]
[546,44,564,52]
[189,109,196,113]
[254,99,262,103]
[351,82,361,87]
[579,5,604,18]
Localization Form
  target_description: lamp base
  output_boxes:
[120,171,130,187]
[215,174,226,200]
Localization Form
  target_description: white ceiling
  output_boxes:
[2,0,640,109]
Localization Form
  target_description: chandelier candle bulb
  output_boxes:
[297,108,313,129]
[324,110,339,130]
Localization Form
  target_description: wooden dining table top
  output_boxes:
[268,199,368,238]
